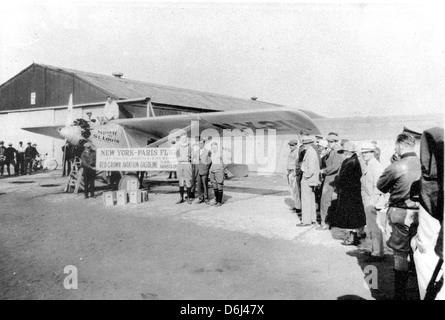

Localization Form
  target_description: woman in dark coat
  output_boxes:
[326,142,366,245]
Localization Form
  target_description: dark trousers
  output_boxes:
[83,168,96,198]
[0,162,4,175]
[24,158,34,175]
[138,171,146,188]
[196,174,209,200]
[110,171,121,190]
[4,161,15,175]
[190,164,199,196]
[16,153,25,174]
[63,159,72,176]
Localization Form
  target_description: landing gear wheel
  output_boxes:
[47,160,58,171]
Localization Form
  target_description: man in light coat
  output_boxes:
[360,142,385,262]
[297,136,320,227]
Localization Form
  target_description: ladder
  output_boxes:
[65,157,84,193]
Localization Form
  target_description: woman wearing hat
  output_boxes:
[327,142,366,245]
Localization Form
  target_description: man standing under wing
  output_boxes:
[377,133,421,300]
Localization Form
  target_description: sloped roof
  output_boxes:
[34,63,324,118]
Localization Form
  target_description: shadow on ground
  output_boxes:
[328,227,420,300]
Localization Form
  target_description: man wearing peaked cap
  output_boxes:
[287,138,302,215]
[24,142,38,175]
[327,132,340,142]
[317,132,344,231]
[3,143,18,176]
[377,132,421,300]
[360,141,385,262]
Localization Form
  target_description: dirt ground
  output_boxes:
[0,169,420,300]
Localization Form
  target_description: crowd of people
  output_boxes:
[0,141,40,176]
[170,132,226,207]
[286,129,443,300]
[9,121,441,300]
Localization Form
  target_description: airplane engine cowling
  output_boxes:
[59,126,83,145]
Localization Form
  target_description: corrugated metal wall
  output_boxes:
[0,64,109,112]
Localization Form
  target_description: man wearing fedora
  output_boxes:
[360,142,385,262]
[286,138,302,214]
[81,142,97,199]
[297,135,320,227]
[317,132,343,231]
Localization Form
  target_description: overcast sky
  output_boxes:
[1,1,444,117]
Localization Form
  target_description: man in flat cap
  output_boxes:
[3,143,18,176]
[24,142,38,175]
[81,142,97,199]
[287,138,302,214]
[360,142,385,262]
[317,132,343,230]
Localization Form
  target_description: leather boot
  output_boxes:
[214,190,222,207]
[186,187,193,204]
[218,190,223,205]
[393,269,409,300]
[176,186,185,204]
[210,189,218,206]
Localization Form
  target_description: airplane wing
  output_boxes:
[113,107,320,140]
[21,125,65,140]
[21,107,320,148]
